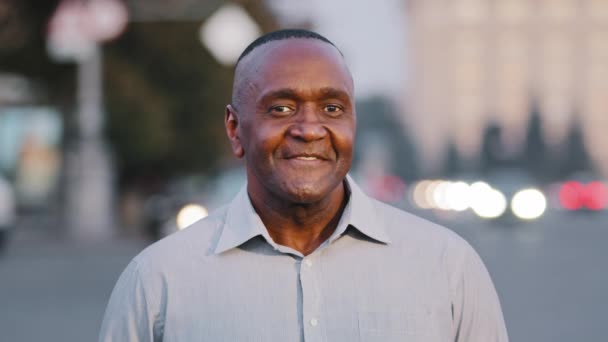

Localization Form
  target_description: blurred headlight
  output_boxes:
[470,182,507,219]
[432,181,452,210]
[412,180,433,209]
[445,181,471,212]
[511,188,547,220]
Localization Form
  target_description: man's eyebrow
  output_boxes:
[257,88,301,103]
[317,87,351,102]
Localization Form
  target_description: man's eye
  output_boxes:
[270,106,293,115]
[324,104,343,115]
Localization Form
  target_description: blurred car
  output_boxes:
[0,175,17,252]
[485,168,548,224]
[142,167,246,239]
[550,171,608,213]
[407,169,549,224]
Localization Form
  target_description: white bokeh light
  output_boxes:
[445,181,471,211]
[176,204,208,230]
[412,180,433,209]
[470,182,508,219]
[200,4,261,66]
[511,188,547,220]
[433,181,452,210]
[425,180,442,209]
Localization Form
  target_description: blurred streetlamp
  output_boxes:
[47,0,127,240]
[199,3,261,66]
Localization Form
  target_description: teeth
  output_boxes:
[296,156,317,160]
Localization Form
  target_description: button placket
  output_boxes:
[300,255,324,341]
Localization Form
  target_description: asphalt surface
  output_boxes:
[446,211,608,342]
[0,211,606,341]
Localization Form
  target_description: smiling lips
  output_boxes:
[282,152,331,162]
[294,155,322,161]
[281,146,334,162]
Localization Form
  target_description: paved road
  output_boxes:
[0,211,606,341]
[447,212,608,342]
[0,234,148,342]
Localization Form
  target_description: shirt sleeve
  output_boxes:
[98,259,163,342]
[452,244,509,342]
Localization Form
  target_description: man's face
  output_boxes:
[227,38,356,204]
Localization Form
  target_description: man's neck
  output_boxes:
[249,182,348,256]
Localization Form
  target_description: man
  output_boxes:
[99,29,508,341]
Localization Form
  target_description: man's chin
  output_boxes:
[279,179,342,204]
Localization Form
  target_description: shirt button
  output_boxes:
[304,259,313,267]
[310,318,319,327]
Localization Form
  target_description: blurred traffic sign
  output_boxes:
[47,0,128,62]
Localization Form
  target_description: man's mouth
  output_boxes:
[281,148,332,161]
[294,156,320,161]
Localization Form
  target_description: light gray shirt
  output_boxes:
[99,177,508,341]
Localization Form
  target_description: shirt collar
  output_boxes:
[213,174,391,255]
[341,174,392,244]
[214,185,271,254]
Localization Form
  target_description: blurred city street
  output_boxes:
[0,225,148,342]
[0,211,605,341]
[449,212,608,342]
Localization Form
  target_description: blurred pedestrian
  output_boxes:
[99,29,508,341]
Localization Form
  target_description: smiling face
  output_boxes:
[225,38,356,205]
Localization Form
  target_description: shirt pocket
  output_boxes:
[357,311,431,342]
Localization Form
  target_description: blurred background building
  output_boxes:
[405,0,608,177]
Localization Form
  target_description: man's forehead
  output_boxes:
[234,38,353,99]
[235,38,348,79]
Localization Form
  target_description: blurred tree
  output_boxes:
[0,0,73,107]
[442,141,462,177]
[104,21,234,183]
[0,0,280,190]
[103,1,280,188]
[0,0,30,54]
[480,123,503,174]
[480,108,594,182]
[557,118,593,178]
[521,106,550,180]
[354,97,419,181]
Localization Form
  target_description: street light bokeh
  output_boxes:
[199,3,261,66]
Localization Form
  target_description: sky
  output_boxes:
[267,0,408,100]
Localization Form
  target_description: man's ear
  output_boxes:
[225,104,244,158]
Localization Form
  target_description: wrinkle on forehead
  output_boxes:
[231,39,353,111]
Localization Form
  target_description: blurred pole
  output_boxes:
[65,44,115,240]
[47,0,127,240]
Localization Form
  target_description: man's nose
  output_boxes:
[288,105,328,141]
